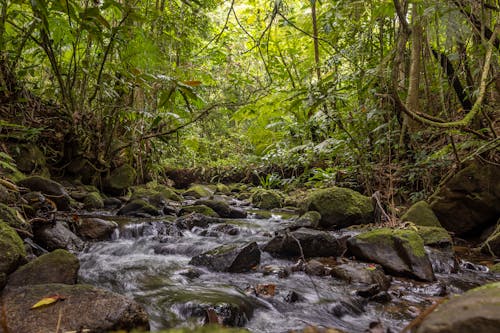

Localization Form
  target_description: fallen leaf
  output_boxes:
[31,295,65,309]
[182,80,202,87]
[255,284,276,297]
[366,264,377,271]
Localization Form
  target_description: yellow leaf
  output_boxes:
[31,295,65,309]
[182,80,202,87]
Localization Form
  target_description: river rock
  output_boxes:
[250,189,284,209]
[189,242,260,272]
[77,217,118,240]
[347,228,435,281]
[184,184,213,198]
[17,176,72,211]
[195,199,247,218]
[429,161,500,236]
[0,221,27,279]
[416,282,500,333]
[331,261,391,291]
[304,187,373,229]
[33,221,84,252]
[117,199,161,216]
[263,228,344,258]
[401,201,442,227]
[6,249,79,287]
[179,204,220,217]
[291,211,321,229]
[416,226,453,249]
[175,213,223,230]
[83,191,104,209]
[11,143,47,174]
[104,164,137,195]
[0,283,149,332]
[0,203,30,232]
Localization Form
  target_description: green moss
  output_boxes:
[215,183,231,194]
[250,189,284,209]
[106,164,136,191]
[83,192,104,209]
[470,281,500,292]
[0,220,27,274]
[180,205,219,217]
[0,203,29,230]
[184,185,213,198]
[490,263,500,273]
[355,227,426,257]
[401,201,442,227]
[416,226,452,247]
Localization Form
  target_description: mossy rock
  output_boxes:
[11,143,48,175]
[250,189,284,209]
[0,184,18,204]
[83,192,104,210]
[0,203,30,231]
[184,184,213,199]
[401,201,442,227]
[0,220,27,276]
[305,187,373,229]
[117,199,160,217]
[347,228,434,281]
[416,226,453,248]
[179,205,219,217]
[105,164,137,194]
[17,176,72,210]
[7,249,79,287]
[292,211,321,229]
[155,185,183,201]
[215,183,231,194]
[416,282,500,333]
[490,263,500,273]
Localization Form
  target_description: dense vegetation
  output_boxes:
[1,0,498,202]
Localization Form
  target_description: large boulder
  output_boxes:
[33,221,84,252]
[104,164,137,194]
[82,191,104,210]
[11,143,48,175]
[184,185,213,199]
[331,261,391,292]
[304,187,373,229]
[117,199,161,217]
[430,161,500,236]
[179,205,219,217]
[195,199,247,218]
[347,228,435,281]
[17,176,72,211]
[416,226,453,249]
[77,217,118,240]
[175,213,223,230]
[189,242,260,273]
[416,282,500,333]
[263,228,344,258]
[7,249,79,287]
[250,189,283,209]
[0,283,149,332]
[0,221,27,279]
[401,201,442,227]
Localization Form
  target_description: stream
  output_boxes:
[77,199,498,333]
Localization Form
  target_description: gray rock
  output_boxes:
[175,213,223,230]
[7,249,79,287]
[401,201,442,227]
[416,282,500,333]
[347,228,435,281]
[77,217,118,240]
[189,242,260,273]
[263,228,344,258]
[331,261,391,291]
[17,176,72,211]
[0,283,149,332]
[195,199,247,218]
[33,221,84,252]
[117,199,161,217]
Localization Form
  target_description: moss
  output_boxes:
[83,192,104,210]
[215,183,231,194]
[401,201,442,227]
[0,220,27,275]
[106,164,136,192]
[184,185,213,198]
[306,187,373,228]
[416,226,452,247]
[356,227,426,257]
[0,203,29,230]
[180,205,219,217]
[489,263,500,273]
[250,189,284,209]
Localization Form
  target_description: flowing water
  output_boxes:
[78,204,498,333]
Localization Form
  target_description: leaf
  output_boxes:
[254,284,276,297]
[31,295,65,309]
[365,264,377,271]
[182,80,202,87]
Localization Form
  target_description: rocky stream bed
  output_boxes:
[1,162,500,333]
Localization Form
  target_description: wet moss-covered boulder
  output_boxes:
[33,221,84,252]
[189,242,260,273]
[195,199,247,218]
[416,282,500,333]
[263,228,344,258]
[251,189,284,209]
[11,143,48,175]
[17,176,72,210]
[416,226,453,249]
[347,228,435,281]
[291,211,321,229]
[77,217,118,240]
[104,164,137,195]
[117,199,161,217]
[175,213,223,230]
[0,221,27,279]
[184,184,214,198]
[215,183,231,194]
[82,191,104,210]
[331,261,391,292]
[0,283,149,332]
[179,204,219,217]
[304,187,373,229]
[0,203,30,231]
[7,249,79,287]
[430,161,500,236]
[401,201,442,227]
